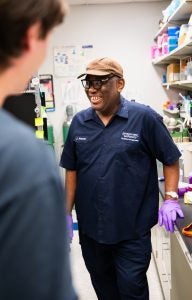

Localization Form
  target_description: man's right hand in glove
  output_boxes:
[158,199,184,233]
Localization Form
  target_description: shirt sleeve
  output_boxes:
[60,118,77,170]
[142,107,181,165]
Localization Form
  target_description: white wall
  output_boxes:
[40,1,170,158]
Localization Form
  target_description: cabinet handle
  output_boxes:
[162,242,170,250]
[161,274,168,282]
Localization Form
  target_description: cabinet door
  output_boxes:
[171,232,192,300]
[159,194,171,288]
[152,223,171,300]
[151,193,171,300]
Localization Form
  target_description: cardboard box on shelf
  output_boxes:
[180,58,189,81]
[178,34,186,46]
[167,63,180,82]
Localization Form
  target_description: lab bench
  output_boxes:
[152,182,192,300]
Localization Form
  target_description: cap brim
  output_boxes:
[77,70,111,79]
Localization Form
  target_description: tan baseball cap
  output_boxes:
[77,57,123,79]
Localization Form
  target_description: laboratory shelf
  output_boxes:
[154,0,192,41]
[152,40,192,65]
[162,80,192,90]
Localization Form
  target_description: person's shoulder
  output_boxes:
[0,110,56,176]
[122,98,160,118]
[122,98,151,111]
[0,109,35,144]
[72,107,92,122]
[0,111,63,201]
[2,111,47,155]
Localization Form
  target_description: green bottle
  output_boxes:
[63,105,74,144]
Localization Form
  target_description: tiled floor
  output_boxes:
[70,224,164,300]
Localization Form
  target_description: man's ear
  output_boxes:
[21,22,41,51]
[117,78,125,92]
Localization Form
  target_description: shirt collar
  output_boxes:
[116,96,129,119]
[83,107,95,121]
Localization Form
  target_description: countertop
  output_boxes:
[159,181,192,255]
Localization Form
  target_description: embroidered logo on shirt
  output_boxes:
[75,136,88,142]
[121,132,139,142]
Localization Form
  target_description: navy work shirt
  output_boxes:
[60,97,181,244]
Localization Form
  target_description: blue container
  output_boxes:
[168,26,180,36]
[168,36,178,45]
[175,30,180,38]
[168,44,178,52]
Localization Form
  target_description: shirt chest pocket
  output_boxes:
[75,139,95,164]
[112,140,140,153]
[111,140,140,164]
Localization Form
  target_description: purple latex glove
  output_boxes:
[66,214,73,242]
[158,200,184,233]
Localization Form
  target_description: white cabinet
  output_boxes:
[170,231,192,300]
[151,194,171,300]
[152,222,192,300]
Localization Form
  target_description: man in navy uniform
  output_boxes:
[61,57,183,300]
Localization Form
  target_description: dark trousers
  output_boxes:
[79,231,151,300]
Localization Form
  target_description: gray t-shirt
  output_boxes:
[0,108,77,300]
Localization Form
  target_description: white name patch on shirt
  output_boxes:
[75,136,88,142]
[121,132,139,142]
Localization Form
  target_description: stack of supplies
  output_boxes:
[167,26,180,52]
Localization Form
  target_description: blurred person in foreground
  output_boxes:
[0,1,77,299]
[60,57,184,300]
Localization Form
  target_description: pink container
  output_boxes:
[151,45,160,59]
[162,44,169,55]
